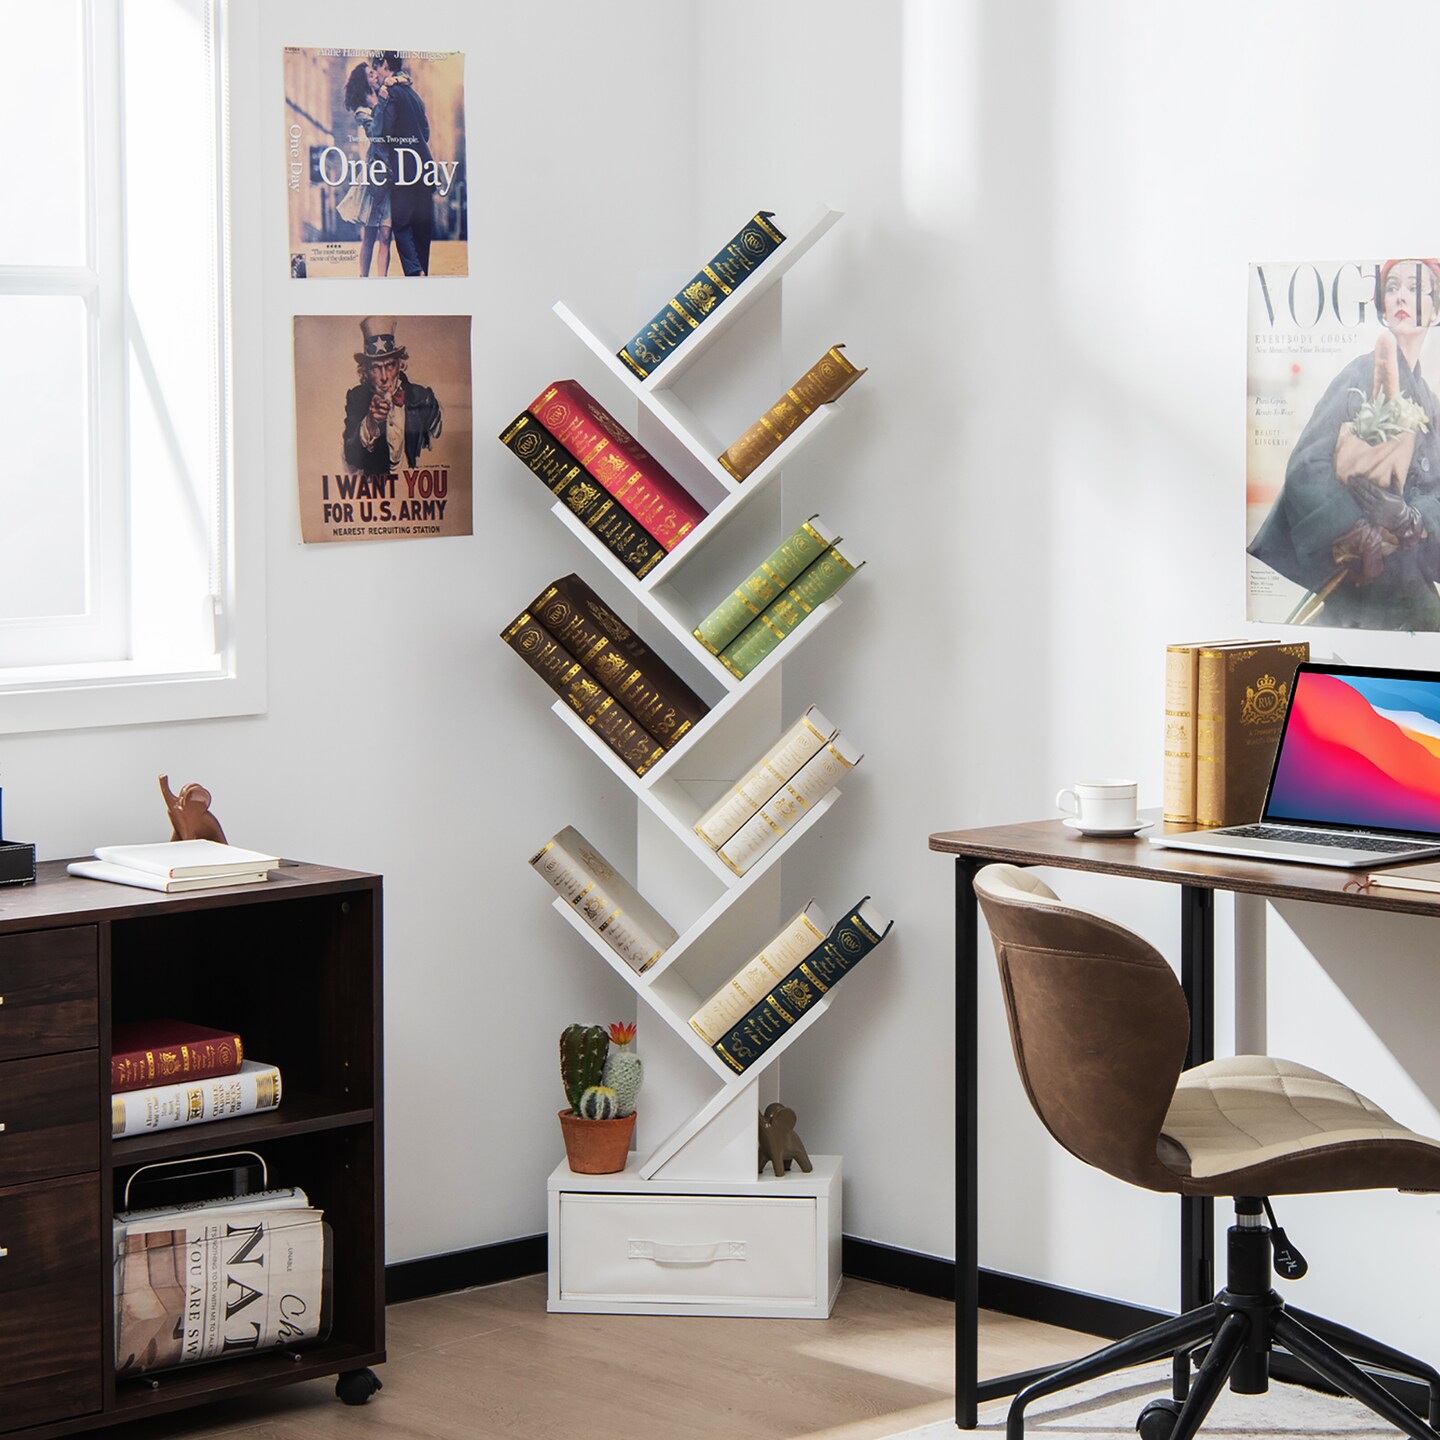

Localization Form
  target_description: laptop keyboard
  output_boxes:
[1223,824,1425,854]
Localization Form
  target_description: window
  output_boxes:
[0,0,262,734]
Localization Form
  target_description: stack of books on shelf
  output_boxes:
[1163,638,1310,827]
[694,705,861,874]
[693,516,862,678]
[529,825,678,974]
[499,378,707,577]
[617,209,787,380]
[691,897,893,1073]
[502,571,711,776]
[114,1184,329,1376]
[111,1017,282,1138]
[67,840,279,894]
[717,344,867,481]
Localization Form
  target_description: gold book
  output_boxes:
[1194,641,1309,827]
[717,345,867,481]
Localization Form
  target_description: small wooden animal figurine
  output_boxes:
[758,1102,813,1176]
[159,775,228,844]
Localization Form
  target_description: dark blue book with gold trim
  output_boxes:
[618,211,786,380]
[713,897,892,1074]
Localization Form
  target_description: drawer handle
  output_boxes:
[628,1239,746,1265]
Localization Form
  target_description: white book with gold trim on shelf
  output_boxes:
[529,826,678,973]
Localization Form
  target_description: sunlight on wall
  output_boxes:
[900,0,977,237]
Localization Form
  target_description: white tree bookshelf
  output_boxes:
[535,208,855,1318]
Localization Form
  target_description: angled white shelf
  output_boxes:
[547,699,843,885]
[539,207,856,1318]
[638,993,836,1179]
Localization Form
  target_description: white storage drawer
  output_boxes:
[558,1192,818,1306]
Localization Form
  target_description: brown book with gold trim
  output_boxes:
[1194,640,1309,827]
[718,346,867,481]
[1163,638,1248,823]
[527,574,709,746]
[500,611,666,776]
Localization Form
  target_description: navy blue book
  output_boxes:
[618,212,787,380]
[713,897,892,1074]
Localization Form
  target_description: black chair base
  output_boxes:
[1006,1217,1440,1440]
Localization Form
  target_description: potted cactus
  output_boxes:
[557,1022,644,1174]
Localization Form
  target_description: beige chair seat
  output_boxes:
[1162,1055,1440,1182]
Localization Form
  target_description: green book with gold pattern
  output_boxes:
[693,515,837,655]
[718,541,863,679]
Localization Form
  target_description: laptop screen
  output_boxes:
[1265,666,1440,837]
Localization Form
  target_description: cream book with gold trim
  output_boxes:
[688,901,829,1045]
[529,826,678,973]
[717,734,862,875]
[694,705,837,849]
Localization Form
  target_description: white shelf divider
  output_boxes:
[638,992,836,1179]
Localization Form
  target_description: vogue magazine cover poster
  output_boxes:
[284,47,466,279]
[293,314,473,543]
[1246,258,1440,632]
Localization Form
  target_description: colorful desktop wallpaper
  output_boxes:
[1268,672,1440,832]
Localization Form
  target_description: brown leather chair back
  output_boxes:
[974,864,1190,1194]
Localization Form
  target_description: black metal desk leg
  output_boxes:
[955,856,982,1428]
[1179,885,1215,1311]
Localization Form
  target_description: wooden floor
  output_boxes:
[115,1276,1098,1440]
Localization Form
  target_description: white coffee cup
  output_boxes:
[1055,780,1139,832]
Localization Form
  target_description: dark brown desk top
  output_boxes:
[928,817,1440,918]
[0,858,379,934]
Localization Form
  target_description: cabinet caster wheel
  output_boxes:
[1136,1397,1183,1440]
[336,1369,383,1405]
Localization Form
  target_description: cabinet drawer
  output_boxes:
[0,927,98,1061]
[557,1193,817,1306]
[0,1172,102,1431]
[0,1050,101,1184]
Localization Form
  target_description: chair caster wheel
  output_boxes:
[336,1368,383,1405]
[1136,1397,1183,1440]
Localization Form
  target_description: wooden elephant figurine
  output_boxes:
[159,775,228,844]
[758,1102,812,1177]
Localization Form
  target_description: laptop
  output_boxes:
[1150,661,1440,869]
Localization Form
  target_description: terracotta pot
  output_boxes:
[558,1109,636,1174]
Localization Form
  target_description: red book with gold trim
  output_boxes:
[111,1019,244,1094]
[529,379,707,550]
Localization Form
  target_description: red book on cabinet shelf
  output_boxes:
[111,1019,245,1094]
[529,379,707,550]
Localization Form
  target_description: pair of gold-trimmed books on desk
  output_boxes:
[1163,639,1310,827]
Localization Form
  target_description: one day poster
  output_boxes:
[283,47,467,279]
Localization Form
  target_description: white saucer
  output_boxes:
[1062,818,1154,838]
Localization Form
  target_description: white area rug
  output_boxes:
[884,1362,1396,1438]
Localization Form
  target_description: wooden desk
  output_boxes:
[928,818,1440,1429]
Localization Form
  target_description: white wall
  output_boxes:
[8,0,1440,1353]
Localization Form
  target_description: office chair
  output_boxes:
[973,862,1440,1440]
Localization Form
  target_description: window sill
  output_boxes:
[0,658,266,736]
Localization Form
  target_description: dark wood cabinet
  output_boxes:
[0,860,383,1437]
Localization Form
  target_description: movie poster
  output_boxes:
[1246,258,1440,633]
[293,314,473,543]
[283,47,466,279]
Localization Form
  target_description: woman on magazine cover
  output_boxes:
[1248,258,1440,630]
[336,62,392,278]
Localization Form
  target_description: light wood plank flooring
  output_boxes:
[113,1276,1097,1440]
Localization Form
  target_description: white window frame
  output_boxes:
[0,0,264,737]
